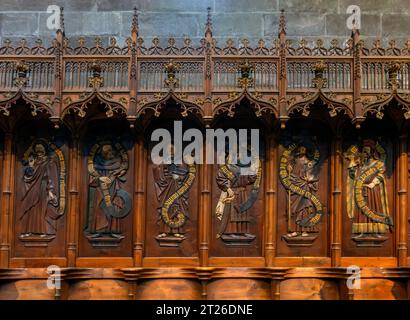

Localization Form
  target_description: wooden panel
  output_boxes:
[78,120,134,258]
[136,279,202,300]
[280,279,340,300]
[341,120,396,257]
[143,116,201,258]
[207,279,271,300]
[210,115,265,258]
[68,280,128,300]
[0,280,54,300]
[12,120,68,262]
[351,279,407,300]
[276,119,331,258]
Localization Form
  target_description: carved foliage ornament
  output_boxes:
[137,91,204,119]
[287,91,352,118]
[213,89,277,118]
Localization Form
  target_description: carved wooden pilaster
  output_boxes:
[199,140,211,267]
[0,132,14,268]
[268,268,288,300]
[133,137,146,266]
[66,135,80,266]
[120,267,143,300]
[397,134,408,266]
[198,8,213,267]
[331,135,343,267]
[265,134,277,266]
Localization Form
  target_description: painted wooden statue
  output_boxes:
[85,142,132,247]
[279,142,323,246]
[19,140,66,243]
[344,139,392,246]
[215,154,261,245]
[152,145,196,247]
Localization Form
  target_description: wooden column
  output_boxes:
[199,8,213,267]
[265,134,277,266]
[0,132,15,268]
[331,135,343,266]
[133,137,146,266]
[199,142,211,267]
[66,135,80,266]
[397,134,408,266]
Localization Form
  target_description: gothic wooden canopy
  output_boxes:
[1,8,410,300]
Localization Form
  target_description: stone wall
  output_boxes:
[0,0,409,49]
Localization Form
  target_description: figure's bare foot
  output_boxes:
[40,234,48,238]
[174,233,184,238]
[301,232,309,237]
[157,233,167,238]
[89,233,102,238]
[287,231,298,238]
[20,233,31,238]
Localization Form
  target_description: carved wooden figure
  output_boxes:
[215,155,261,246]
[19,140,66,245]
[152,146,196,247]
[344,139,393,246]
[84,141,132,247]
[279,141,324,246]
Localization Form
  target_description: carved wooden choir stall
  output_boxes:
[1,8,410,299]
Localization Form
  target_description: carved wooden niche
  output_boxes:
[210,110,265,258]
[79,120,134,257]
[342,120,395,256]
[277,119,330,257]
[145,115,200,257]
[13,119,68,257]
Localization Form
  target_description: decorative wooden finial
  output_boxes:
[387,61,402,92]
[278,9,286,36]
[88,61,104,88]
[237,59,254,88]
[164,59,179,89]
[205,7,212,37]
[132,7,139,35]
[60,7,65,34]
[14,60,29,87]
[312,60,327,89]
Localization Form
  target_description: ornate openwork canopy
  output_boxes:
[0,8,409,130]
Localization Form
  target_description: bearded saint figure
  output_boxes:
[20,142,61,239]
[285,145,319,238]
[86,143,131,240]
[215,154,260,243]
[346,140,392,241]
